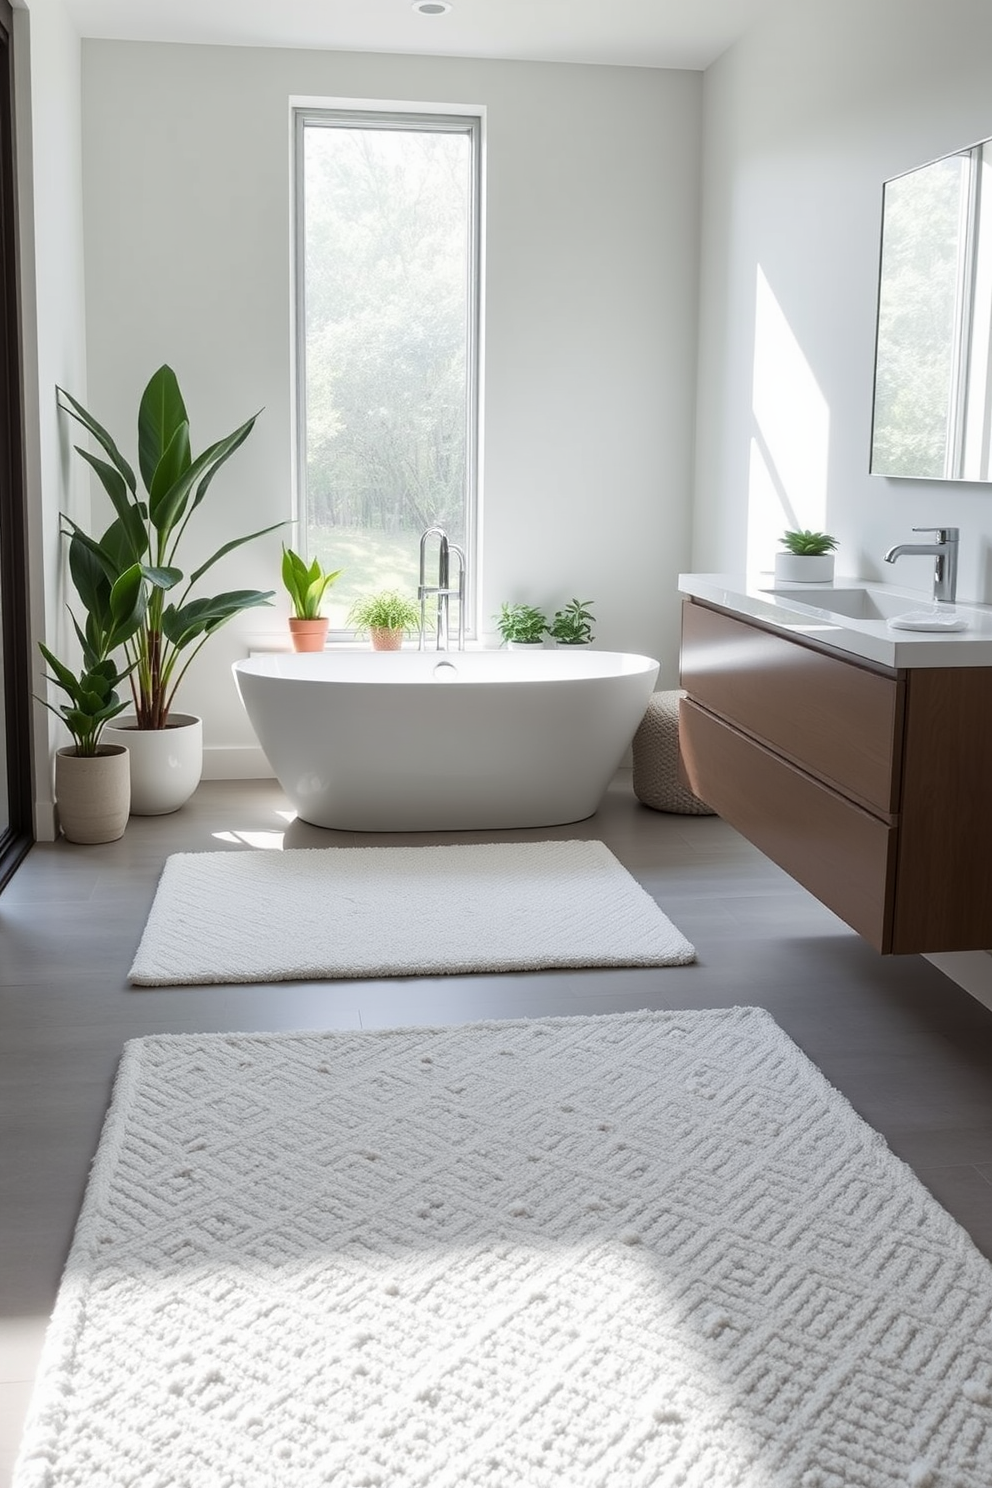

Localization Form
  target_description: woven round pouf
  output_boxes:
[632,689,715,815]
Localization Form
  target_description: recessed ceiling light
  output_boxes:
[412,1,452,14]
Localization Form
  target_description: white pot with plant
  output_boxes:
[774,530,838,583]
[57,366,282,815]
[348,590,421,650]
[34,551,143,842]
[495,602,548,650]
[549,598,595,646]
[282,546,343,652]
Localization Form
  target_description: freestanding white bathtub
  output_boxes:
[233,649,660,831]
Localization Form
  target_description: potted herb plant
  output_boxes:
[494,602,548,649]
[774,530,839,584]
[282,546,343,651]
[35,545,148,843]
[549,598,595,646]
[348,590,422,650]
[57,365,282,814]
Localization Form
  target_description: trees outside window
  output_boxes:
[295,110,480,629]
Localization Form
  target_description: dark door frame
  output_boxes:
[0,0,35,887]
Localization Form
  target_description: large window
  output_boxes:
[294,109,481,631]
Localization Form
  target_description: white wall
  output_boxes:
[79,41,701,775]
[695,0,992,595]
[15,0,88,838]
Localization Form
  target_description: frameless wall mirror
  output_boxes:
[871,135,992,481]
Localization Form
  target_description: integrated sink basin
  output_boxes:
[760,585,919,620]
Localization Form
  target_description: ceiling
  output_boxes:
[60,0,775,71]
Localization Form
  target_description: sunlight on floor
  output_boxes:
[211,830,286,850]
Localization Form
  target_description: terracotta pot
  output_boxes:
[289,617,329,652]
[102,713,203,815]
[370,627,404,651]
[55,744,130,844]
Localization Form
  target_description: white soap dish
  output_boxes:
[886,610,969,632]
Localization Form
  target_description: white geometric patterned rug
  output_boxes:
[14,1008,992,1488]
[128,839,695,986]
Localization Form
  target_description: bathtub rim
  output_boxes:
[233,648,660,687]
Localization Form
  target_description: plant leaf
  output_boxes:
[67,532,112,619]
[62,518,120,587]
[149,420,256,541]
[57,386,137,494]
[106,564,148,651]
[188,415,258,514]
[73,447,135,527]
[137,365,188,494]
[38,642,82,700]
[148,419,191,513]
[142,565,183,591]
[161,589,274,648]
[97,509,148,573]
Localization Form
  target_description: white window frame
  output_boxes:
[291,103,483,638]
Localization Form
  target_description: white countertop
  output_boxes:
[678,573,992,668]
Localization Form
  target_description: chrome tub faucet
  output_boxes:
[418,525,466,651]
[883,526,959,603]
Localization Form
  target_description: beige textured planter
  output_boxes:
[289,617,329,652]
[370,627,404,651]
[55,744,130,844]
[102,713,203,815]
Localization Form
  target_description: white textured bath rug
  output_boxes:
[15,1007,992,1488]
[128,839,695,986]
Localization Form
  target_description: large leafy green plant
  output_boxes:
[57,366,280,729]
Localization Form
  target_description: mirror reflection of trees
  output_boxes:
[871,154,966,479]
[301,120,475,621]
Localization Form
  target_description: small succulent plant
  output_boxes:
[780,529,839,556]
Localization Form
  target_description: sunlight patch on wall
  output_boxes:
[748,267,830,573]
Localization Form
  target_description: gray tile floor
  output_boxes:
[3,770,992,1483]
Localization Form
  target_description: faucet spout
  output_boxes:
[883,526,959,603]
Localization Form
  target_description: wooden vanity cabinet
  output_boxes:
[678,597,992,954]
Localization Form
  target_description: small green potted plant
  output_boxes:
[282,545,343,651]
[775,530,839,584]
[35,548,148,843]
[549,598,595,646]
[494,602,548,649]
[348,590,422,650]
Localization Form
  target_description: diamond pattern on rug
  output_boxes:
[128,839,695,985]
[14,1008,992,1487]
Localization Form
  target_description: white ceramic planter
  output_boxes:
[506,640,545,651]
[773,553,835,584]
[55,744,130,844]
[102,713,203,815]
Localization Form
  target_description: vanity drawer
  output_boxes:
[679,698,896,950]
[679,600,903,814]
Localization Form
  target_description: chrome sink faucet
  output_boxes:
[883,526,959,603]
